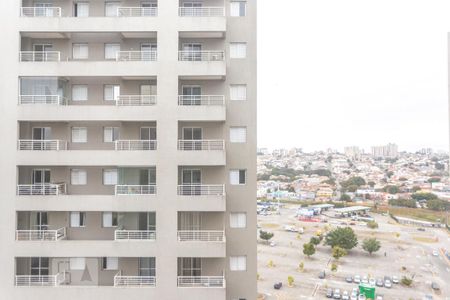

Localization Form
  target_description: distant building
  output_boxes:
[344,146,363,160]
[257,147,269,155]
[371,143,398,158]
[418,148,433,155]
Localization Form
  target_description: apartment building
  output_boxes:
[0,1,256,299]
[371,143,398,158]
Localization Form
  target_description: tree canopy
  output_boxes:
[324,227,358,250]
[362,238,381,255]
[303,243,316,257]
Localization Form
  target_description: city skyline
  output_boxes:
[258,0,450,152]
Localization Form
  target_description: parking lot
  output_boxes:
[257,205,450,300]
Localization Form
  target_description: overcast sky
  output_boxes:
[258,0,450,152]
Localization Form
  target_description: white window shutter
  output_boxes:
[72,85,88,101]
[70,257,86,270]
[70,212,80,227]
[230,127,247,143]
[230,85,247,101]
[229,170,239,185]
[103,212,113,227]
[230,43,247,58]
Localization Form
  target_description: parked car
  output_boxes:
[333,289,341,299]
[361,276,368,284]
[342,291,350,300]
[358,295,366,300]
[417,228,426,231]
[350,295,358,300]
[384,279,392,288]
[270,241,276,247]
[319,271,326,279]
[431,282,440,290]
[376,296,383,300]
[432,250,439,256]
[353,275,361,283]
[326,288,334,298]
[273,282,282,290]
[375,278,384,287]
[351,287,358,296]
[392,275,399,284]
[369,278,376,286]
[345,276,353,283]
[423,294,433,300]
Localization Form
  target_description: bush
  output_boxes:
[411,193,438,201]
[287,276,294,287]
[310,236,321,245]
[362,238,381,255]
[401,276,413,287]
[303,243,316,257]
[388,199,416,208]
[367,221,379,229]
[259,230,274,243]
[330,263,338,272]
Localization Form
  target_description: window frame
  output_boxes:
[230,169,247,185]
[229,127,247,143]
[72,43,89,60]
[230,212,247,228]
[72,84,88,102]
[230,42,247,59]
[70,211,86,228]
[71,169,87,185]
[230,256,247,271]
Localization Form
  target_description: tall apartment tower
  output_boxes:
[0,1,256,299]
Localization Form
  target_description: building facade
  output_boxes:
[0,1,256,299]
[371,143,398,158]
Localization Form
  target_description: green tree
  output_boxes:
[401,276,413,287]
[388,199,416,208]
[340,193,351,202]
[383,185,400,194]
[259,230,274,244]
[346,185,358,193]
[411,193,438,201]
[368,181,375,188]
[324,227,358,250]
[330,263,338,272]
[428,177,441,183]
[427,199,450,211]
[362,238,381,255]
[412,186,421,193]
[303,243,316,257]
[367,221,379,229]
[386,171,394,178]
[340,176,366,192]
[332,246,347,260]
[310,236,321,246]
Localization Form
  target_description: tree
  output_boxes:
[330,263,338,272]
[332,246,347,260]
[435,162,445,170]
[303,243,316,257]
[325,227,358,250]
[412,186,421,193]
[298,262,304,272]
[427,199,450,211]
[310,236,321,246]
[340,193,351,202]
[388,199,416,208]
[340,176,366,192]
[428,177,441,183]
[383,185,399,194]
[411,193,438,201]
[259,230,274,244]
[401,276,413,287]
[367,221,379,229]
[386,171,394,178]
[362,238,381,255]
[368,181,375,188]
[287,276,294,287]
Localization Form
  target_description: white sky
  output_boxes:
[258,0,450,152]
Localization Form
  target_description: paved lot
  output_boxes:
[257,205,450,300]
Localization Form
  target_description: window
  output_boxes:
[230,1,246,16]
[102,257,118,270]
[103,169,118,185]
[230,127,247,143]
[72,85,88,101]
[104,43,120,60]
[69,257,86,270]
[71,169,87,185]
[102,212,118,227]
[103,127,119,142]
[72,43,88,59]
[104,84,120,101]
[230,43,247,58]
[230,213,246,228]
[230,169,246,185]
[31,257,49,276]
[74,2,89,17]
[105,2,120,16]
[230,84,247,101]
[139,257,156,276]
[70,212,86,227]
[230,256,246,271]
[71,127,87,143]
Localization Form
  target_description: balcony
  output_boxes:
[115,140,157,151]
[178,140,224,151]
[178,51,224,62]
[179,7,224,17]
[18,140,67,151]
[116,51,157,61]
[16,228,66,241]
[116,95,157,106]
[115,185,157,195]
[177,140,225,165]
[19,51,60,62]
[15,273,66,287]
[177,230,224,242]
[114,230,156,241]
[19,95,66,105]
[177,185,224,196]
[177,276,225,288]
[17,183,66,196]
[178,95,224,106]
[20,7,61,17]
[114,273,156,287]
[117,7,157,17]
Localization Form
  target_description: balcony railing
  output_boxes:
[115,185,157,195]
[116,95,157,106]
[15,272,65,287]
[115,230,156,240]
[115,140,157,151]
[178,140,224,151]
[177,230,225,242]
[18,140,67,151]
[178,51,225,62]
[114,272,156,287]
[117,7,157,17]
[177,184,225,196]
[19,95,66,105]
[20,7,61,17]
[178,95,225,106]
[116,51,157,61]
[20,51,60,62]
[177,276,225,288]
[17,183,67,196]
[16,227,66,241]
[179,7,224,17]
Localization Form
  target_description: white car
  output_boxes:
[342,291,350,300]
[354,275,361,283]
[358,295,366,300]
[369,278,376,286]
[392,276,399,284]
[384,279,392,288]
[432,250,439,256]
[269,241,276,247]
[361,276,368,284]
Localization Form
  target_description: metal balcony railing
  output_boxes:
[116,51,157,61]
[19,51,60,62]
[178,140,224,151]
[114,230,156,240]
[179,7,224,17]
[177,276,225,288]
[19,95,66,105]
[177,184,225,196]
[114,271,156,287]
[116,95,157,106]
[178,95,225,106]
[15,272,65,287]
[18,140,67,151]
[20,7,61,17]
[177,230,225,242]
[115,185,157,195]
[178,51,225,62]
[17,183,66,196]
[117,7,157,17]
[16,227,66,241]
[115,140,157,151]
